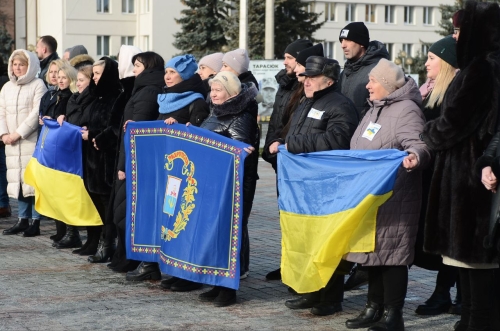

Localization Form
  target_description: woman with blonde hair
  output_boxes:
[0,50,47,236]
[413,35,461,317]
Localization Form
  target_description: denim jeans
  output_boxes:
[17,186,40,220]
[0,146,9,208]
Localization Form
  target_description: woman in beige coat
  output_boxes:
[345,59,430,331]
[0,49,47,236]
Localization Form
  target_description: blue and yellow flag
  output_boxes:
[278,148,406,293]
[125,122,248,290]
[25,120,102,226]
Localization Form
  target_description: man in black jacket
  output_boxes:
[283,56,358,316]
[338,22,389,117]
[35,35,59,87]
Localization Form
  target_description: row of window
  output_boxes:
[323,41,429,60]
[317,3,434,25]
[97,0,150,14]
[96,35,148,56]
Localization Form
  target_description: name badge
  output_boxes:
[361,121,382,141]
[307,108,324,120]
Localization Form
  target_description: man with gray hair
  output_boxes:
[283,56,359,316]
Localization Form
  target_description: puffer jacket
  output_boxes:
[285,83,358,153]
[339,41,390,117]
[0,49,47,198]
[347,77,430,266]
[201,83,259,223]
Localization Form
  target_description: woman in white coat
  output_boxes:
[0,49,47,235]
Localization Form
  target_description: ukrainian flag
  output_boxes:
[24,120,102,226]
[278,148,406,293]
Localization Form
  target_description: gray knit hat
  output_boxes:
[199,52,224,72]
[369,59,405,94]
[222,49,250,75]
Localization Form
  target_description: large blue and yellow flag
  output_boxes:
[278,148,406,293]
[24,120,102,226]
[125,122,248,290]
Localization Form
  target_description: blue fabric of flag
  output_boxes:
[125,122,248,290]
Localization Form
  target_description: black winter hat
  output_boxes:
[284,39,313,58]
[339,22,370,49]
[299,56,340,81]
[296,44,324,67]
[429,35,458,68]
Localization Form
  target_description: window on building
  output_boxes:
[307,2,315,13]
[143,35,150,51]
[325,41,334,59]
[144,0,150,13]
[97,0,109,13]
[423,7,433,25]
[421,44,429,55]
[386,43,393,60]
[345,4,355,22]
[404,6,414,24]
[97,36,110,56]
[385,5,395,24]
[365,4,375,23]
[325,3,335,22]
[122,0,134,13]
[121,36,135,46]
[403,43,413,56]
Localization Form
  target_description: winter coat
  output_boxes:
[262,69,299,169]
[38,52,59,87]
[39,88,57,119]
[201,83,260,223]
[0,49,47,198]
[65,86,96,127]
[157,74,209,126]
[339,41,390,117]
[285,83,358,154]
[346,77,430,266]
[421,1,500,266]
[238,71,259,90]
[43,88,72,120]
[85,57,123,195]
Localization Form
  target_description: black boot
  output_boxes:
[50,220,67,242]
[88,238,116,263]
[3,218,29,235]
[56,226,82,249]
[213,287,236,307]
[77,226,101,255]
[367,306,405,331]
[415,285,452,315]
[199,286,221,301]
[265,268,281,280]
[23,219,40,237]
[345,301,383,329]
[125,262,161,281]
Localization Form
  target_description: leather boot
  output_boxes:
[345,301,383,329]
[23,219,40,237]
[415,285,452,315]
[56,226,82,249]
[3,218,29,235]
[88,238,116,263]
[50,220,67,242]
[367,306,405,331]
[125,262,161,281]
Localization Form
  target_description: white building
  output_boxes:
[13,0,455,62]
[304,0,456,62]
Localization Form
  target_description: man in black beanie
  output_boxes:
[262,39,312,281]
[338,22,389,118]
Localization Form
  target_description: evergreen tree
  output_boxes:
[173,0,232,60]
[0,24,13,63]
[224,0,323,59]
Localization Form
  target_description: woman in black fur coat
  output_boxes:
[421,2,500,330]
[196,71,259,307]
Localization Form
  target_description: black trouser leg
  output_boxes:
[367,266,408,308]
[467,268,498,330]
[436,264,458,289]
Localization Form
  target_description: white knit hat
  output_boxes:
[222,49,250,75]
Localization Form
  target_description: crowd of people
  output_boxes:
[0,1,500,330]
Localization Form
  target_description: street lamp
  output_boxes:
[394,50,413,74]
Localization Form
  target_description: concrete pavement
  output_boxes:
[0,160,458,330]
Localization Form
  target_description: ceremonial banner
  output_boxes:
[25,120,102,226]
[125,122,248,290]
[278,148,406,293]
